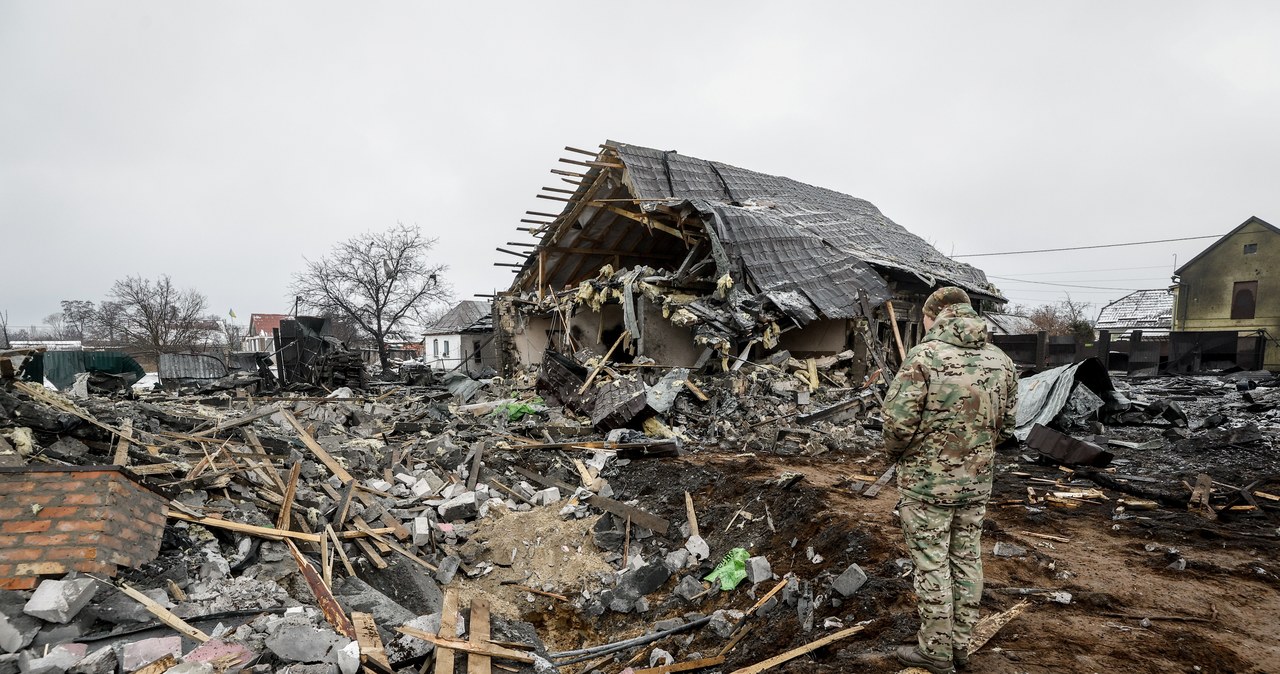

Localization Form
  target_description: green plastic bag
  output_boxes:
[492,397,545,421]
[704,547,750,590]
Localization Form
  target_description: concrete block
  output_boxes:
[0,592,41,653]
[531,487,561,506]
[412,517,433,546]
[329,640,359,674]
[66,645,115,674]
[333,578,415,630]
[674,576,704,602]
[385,614,438,663]
[832,563,867,597]
[993,542,1028,558]
[23,580,98,625]
[266,624,343,663]
[17,643,86,673]
[120,635,182,672]
[746,556,772,584]
[434,556,461,585]
[437,492,478,521]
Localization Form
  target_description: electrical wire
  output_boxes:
[987,275,1155,291]
[953,234,1219,258]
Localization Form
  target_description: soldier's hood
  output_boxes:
[922,304,988,349]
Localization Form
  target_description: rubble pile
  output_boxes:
[2,344,1279,673]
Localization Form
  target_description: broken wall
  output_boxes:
[778,319,848,356]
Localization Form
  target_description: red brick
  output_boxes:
[0,480,36,493]
[13,493,60,506]
[63,493,106,506]
[51,520,105,534]
[70,561,115,576]
[0,577,37,591]
[0,507,21,520]
[14,561,67,576]
[1,520,49,534]
[39,506,80,519]
[24,533,71,547]
[0,548,41,563]
[41,547,97,562]
[0,535,18,548]
[49,480,87,492]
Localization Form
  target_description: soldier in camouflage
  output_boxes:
[882,286,1018,674]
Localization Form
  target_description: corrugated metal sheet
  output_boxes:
[1014,358,1120,440]
[158,353,229,381]
[33,351,146,390]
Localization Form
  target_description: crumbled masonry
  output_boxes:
[0,343,1278,673]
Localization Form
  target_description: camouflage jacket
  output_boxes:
[882,303,1018,505]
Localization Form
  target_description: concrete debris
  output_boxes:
[2,325,1277,674]
[831,563,868,597]
[23,581,98,625]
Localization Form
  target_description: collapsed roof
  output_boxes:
[507,141,1002,323]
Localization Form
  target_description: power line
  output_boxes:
[988,275,1158,291]
[998,264,1173,277]
[953,234,1219,258]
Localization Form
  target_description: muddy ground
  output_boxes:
[512,376,1280,674]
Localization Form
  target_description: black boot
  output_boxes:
[895,645,955,674]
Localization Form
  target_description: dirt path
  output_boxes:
[607,451,1280,673]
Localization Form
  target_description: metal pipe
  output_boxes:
[549,615,712,664]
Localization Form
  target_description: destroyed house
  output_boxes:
[1172,216,1280,370]
[494,141,1003,373]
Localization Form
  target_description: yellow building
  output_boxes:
[1172,216,1280,371]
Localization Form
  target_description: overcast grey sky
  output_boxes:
[3,1,1279,328]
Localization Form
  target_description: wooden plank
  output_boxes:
[130,654,178,674]
[399,628,535,664]
[353,612,394,673]
[512,465,668,535]
[320,527,332,588]
[631,656,725,674]
[727,625,866,674]
[285,540,356,639]
[193,405,280,437]
[118,582,210,642]
[967,600,1029,655]
[333,480,356,528]
[354,536,388,569]
[467,444,485,491]
[112,417,133,466]
[354,516,393,554]
[277,461,302,530]
[434,590,460,674]
[468,598,492,674]
[577,330,628,395]
[168,510,392,543]
[884,301,907,362]
[862,465,897,498]
[327,524,356,577]
[280,408,354,482]
[353,519,439,573]
[684,492,701,538]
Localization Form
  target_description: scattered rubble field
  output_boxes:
[2,353,1279,674]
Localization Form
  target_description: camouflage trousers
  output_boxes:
[898,495,987,662]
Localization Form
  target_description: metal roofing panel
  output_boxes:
[158,353,229,381]
[611,144,997,313]
[1095,290,1173,330]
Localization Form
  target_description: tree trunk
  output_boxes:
[376,334,390,372]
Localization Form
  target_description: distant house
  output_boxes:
[982,312,1038,336]
[244,313,290,352]
[1172,216,1280,370]
[1095,289,1173,337]
[423,301,497,375]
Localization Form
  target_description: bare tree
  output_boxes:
[221,318,247,352]
[291,223,450,370]
[40,313,71,340]
[1012,296,1096,340]
[60,300,96,339]
[109,275,210,356]
[91,300,126,343]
